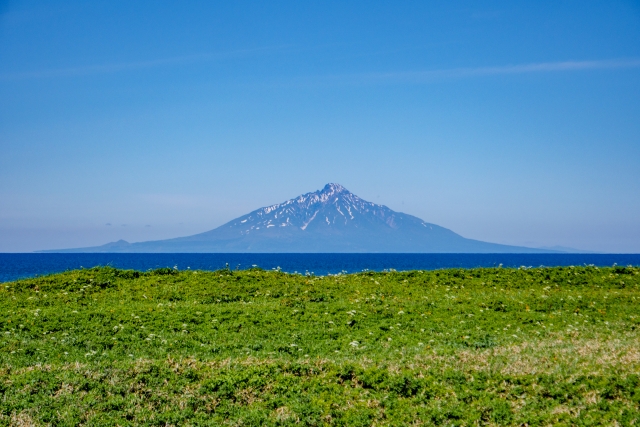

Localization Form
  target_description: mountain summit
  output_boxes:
[223,183,414,234]
[43,184,553,253]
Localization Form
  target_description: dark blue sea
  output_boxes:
[1,253,639,283]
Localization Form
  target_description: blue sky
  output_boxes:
[1,0,639,252]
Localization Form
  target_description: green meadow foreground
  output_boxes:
[1,266,639,426]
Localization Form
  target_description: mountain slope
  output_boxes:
[42,184,554,253]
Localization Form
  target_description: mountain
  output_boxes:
[41,183,556,253]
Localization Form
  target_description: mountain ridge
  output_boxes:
[40,183,558,253]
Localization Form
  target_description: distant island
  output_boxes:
[41,183,562,253]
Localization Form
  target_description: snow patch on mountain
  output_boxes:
[226,183,394,234]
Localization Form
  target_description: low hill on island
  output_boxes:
[43,183,555,253]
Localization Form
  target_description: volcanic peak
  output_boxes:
[39,182,558,253]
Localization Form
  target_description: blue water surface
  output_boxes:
[1,253,639,283]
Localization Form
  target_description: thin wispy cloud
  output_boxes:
[320,58,640,85]
[3,55,638,84]
[0,53,213,80]
[0,45,293,81]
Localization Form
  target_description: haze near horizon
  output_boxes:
[1,1,639,253]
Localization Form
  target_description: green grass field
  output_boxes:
[1,265,639,426]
